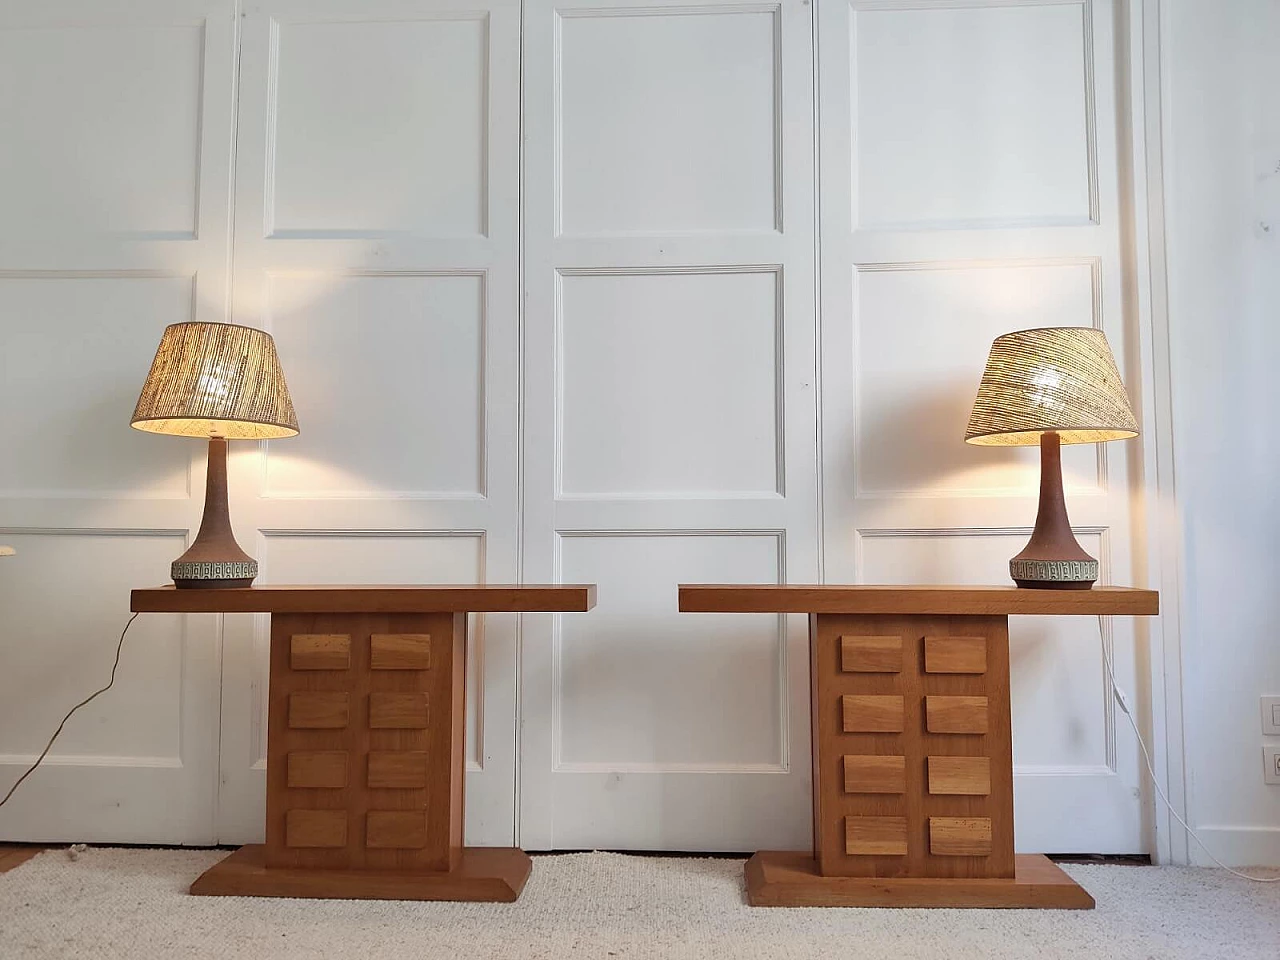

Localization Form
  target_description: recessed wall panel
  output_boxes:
[0,276,192,497]
[556,533,783,767]
[557,10,778,234]
[859,531,1109,769]
[269,17,486,237]
[854,2,1091,228]
[855,263,1100,496]
[0,24,202,239]
[558,271,780,497]
[0,532,185,759]
[265,274,484,497]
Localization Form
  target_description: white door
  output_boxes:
[214,0,523,845]
[0,0,235,843]
[816,0,1145,853]
[519,0,822,851]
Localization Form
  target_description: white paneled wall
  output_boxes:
[0,0,236,843]
[0,0,1163,855]
[519,0,820,851]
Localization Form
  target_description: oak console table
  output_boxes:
[132,584,596,902]
[678,584,1158,909]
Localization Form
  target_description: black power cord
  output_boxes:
[0,612,139,809]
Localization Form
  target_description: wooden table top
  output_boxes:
[678,584,1158,616]
[132,584,596,614]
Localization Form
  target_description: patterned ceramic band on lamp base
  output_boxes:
[131,322,298,589]
[965,327,1138,589]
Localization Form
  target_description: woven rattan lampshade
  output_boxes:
[964,327,1137,447]
[131,322,298,440]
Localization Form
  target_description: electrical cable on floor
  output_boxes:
[0,612,139,809]
[1097,614,1279,883]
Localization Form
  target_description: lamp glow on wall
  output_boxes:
[131,322,298,589]
[965,327,1137,589]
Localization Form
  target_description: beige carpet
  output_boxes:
[3,848,1279,959]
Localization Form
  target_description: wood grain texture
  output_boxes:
[265,610,466,874]
[841,695,905,733]
[843,755,906,794]
[287,751,349,789]
[368,752,429,789]
[367,811,428,849]
[811,613,1014,881]
[370,634,431,670]
[290,635,351,671]
[929,817,993,856]
[925,696,989,734]
[288,692,350,729]
[744,852,1094,909]
[0,846,44,874]
[923,636,986,674]
[189,845,533,903]
[844,817,908,855]
[840,636,902,673]
[678,584,1158,616]
[285,810,347,848]
[133,584,597,614]
[927,756,991,796]
[369,692,429,729]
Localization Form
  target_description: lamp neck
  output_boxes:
[185,437,253,565]
[1015,432,1092,561]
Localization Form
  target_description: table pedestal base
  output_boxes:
[744,852,1093,909]
[189,845,532,902]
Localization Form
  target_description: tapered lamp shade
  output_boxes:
[131,322,298,588]
[964,327,1137,446]
[131,322,298,439]
[964,327,1138,589]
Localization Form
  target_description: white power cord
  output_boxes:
[1097,614,1279,882]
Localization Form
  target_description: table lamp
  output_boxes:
[965,327,1137,589]
[131,322,297,589]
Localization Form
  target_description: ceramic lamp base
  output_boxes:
[172,559,257,589]
[1009,558,1098,590]
[172,438,258,590]
[1011,433,1097,591]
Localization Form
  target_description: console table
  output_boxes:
[678,584,1158,909]
[132,584,596,902]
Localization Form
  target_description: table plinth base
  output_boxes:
[189,845,532,902]
[745,852,1094,909]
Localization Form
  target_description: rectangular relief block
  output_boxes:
[929,817,993,857]
[926,756,991,795]
[288,692,350,729]
[285,809,347,848]
[290,634,351,670]
[370,633,432,670]
[368,751,429,789]
[925,696,988,734]
[369,692,429,729]
[845,816,908,856]
[843,755,906,794]
[841,695,905,733]
[840,635,903,673]
[287,751,348,789]
[366,811,428,849]
[923,636,987,674]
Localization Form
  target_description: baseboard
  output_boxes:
[1186,827,1280,868]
